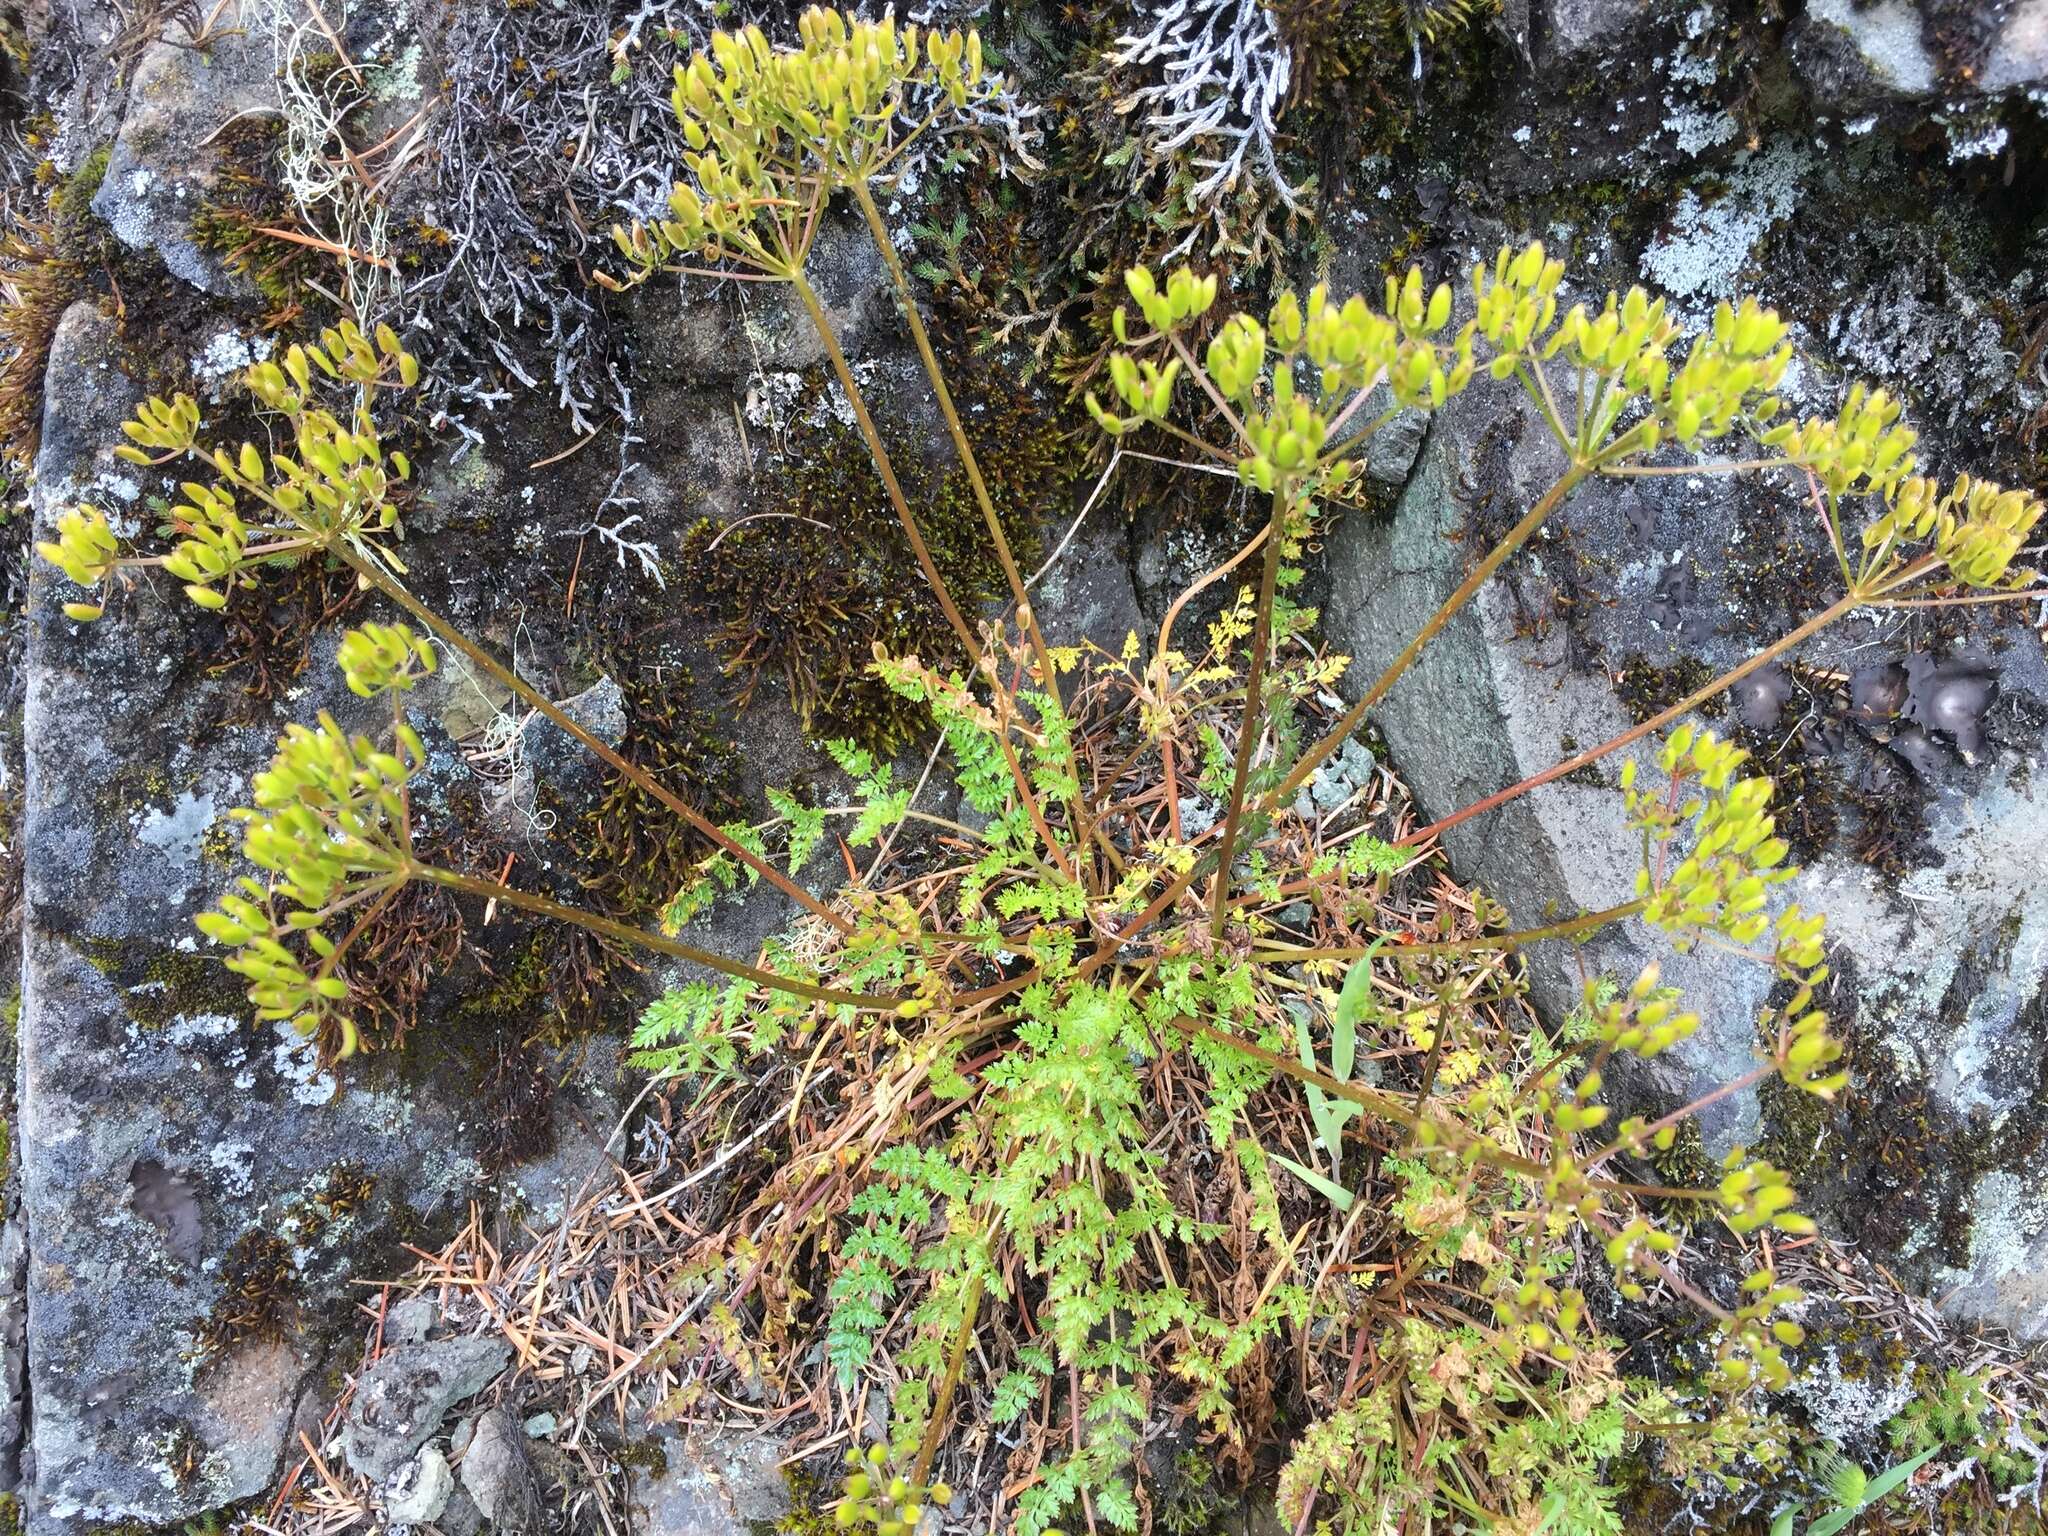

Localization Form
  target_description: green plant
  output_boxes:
[38,9,2048,1534]
[1271,939,1381,1210]
[1772,1445,1940,1536]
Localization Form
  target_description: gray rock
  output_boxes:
[1540,0,1663,61]
[1321,369,2048,1337]
[515,673,627,791]
[385,1444,455,1526]
[1981,1,2048,91]
[458,1406,544,1534]
[625,1428,790,1535]
[91,26,279,294]
[341,1337,512,1482]
[0,1216,27,1495]
[384,1299,443,1348]
[16,302,490,1534]
[1793,0,1938,109]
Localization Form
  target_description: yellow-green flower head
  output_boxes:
[36,504,120,596]
[1931,473,2043,590]
[1764,381,1918,500]
[337,622,439,698]
[1473,240,1565,366]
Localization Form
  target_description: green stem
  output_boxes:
[786,268,981,665]
[912,1274,985,1486]
[1208,481,1292,936]
[847,179,1091,869]
[1248,899,1645,965]
[1264,460,1594,817]
[415,864,895,1010]
[787,266,1072,886]
[327,541,853,934]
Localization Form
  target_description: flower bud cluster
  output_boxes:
[337,622,439,698]
[1763,382,1917,501]
[1473,240,1565,373]
[36,506,121,619]
[1717,1271,1808,1390]
[1623,728,1792,954]
[195,703,426,1058]
[835,1442,952,1533]
[614,7,985,279]
[1583,962,1700,1060]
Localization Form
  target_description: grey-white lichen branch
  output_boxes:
[1106,0,1307,234]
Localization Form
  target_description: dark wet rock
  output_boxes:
[340,1337,511,1482]
[1732,663,1795,733]
[1903,654,1997,758]
[457,1406,544,1535]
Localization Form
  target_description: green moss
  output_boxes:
[78,939,247,1032]
[571,661,742,926]
[679,350,1064,755]
[50,146,108,221]
[766,1464,837,1535]
[1613,653,1726,727]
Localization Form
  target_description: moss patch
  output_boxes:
[678,350,1064,755]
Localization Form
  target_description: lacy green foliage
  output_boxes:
[1276,1318,1637,1535]
[1886,1367,2047,1494]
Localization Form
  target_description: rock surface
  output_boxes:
[625,1428,792,1534]
[340,1337,512,1482]
[457,1405,545,1534]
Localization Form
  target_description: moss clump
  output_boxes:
[191,1164,378,1365]
[50,146,109,221]
[572,661,743,926]
[679,351,1062,755]
[191,1229,299,1362]
[78,939,248,1033]
[766,1464,837,1535]
[1614,652,1726,726]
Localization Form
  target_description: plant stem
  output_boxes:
[1208,482,1292,936]
[1248,899,1645,964]
[787,268,981,666]
[415,864,895,1010]
[913,1274,985,1486]
[848,181,1095,883]
[1396,587,1866,849]
[329,542,854,933]
[1264,461,1593,816]
[848,183,1066,708]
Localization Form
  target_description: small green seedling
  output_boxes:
[1273,940,1384,1211]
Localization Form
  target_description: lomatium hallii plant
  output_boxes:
[38,9,2045,1532]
